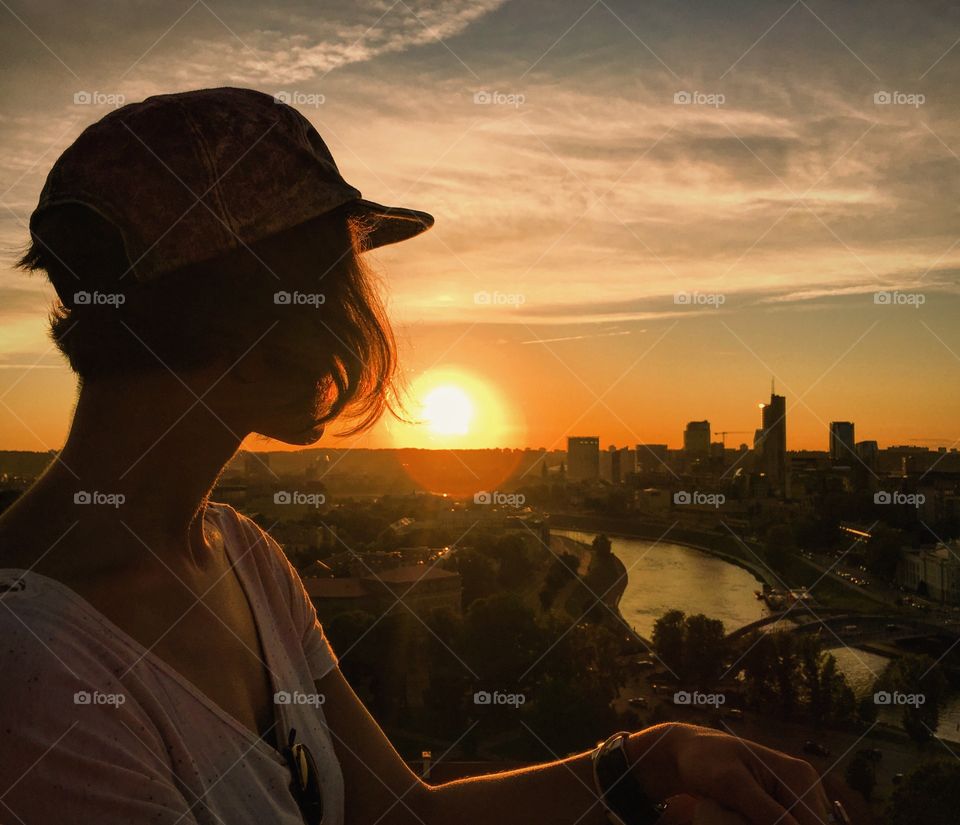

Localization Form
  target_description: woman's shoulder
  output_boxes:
[206,500,302,588]
[206,500,281,554]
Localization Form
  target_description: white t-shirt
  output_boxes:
[0,501,345,825]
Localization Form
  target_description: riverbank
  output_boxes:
[548,512,777,588]
[550,531,647,646]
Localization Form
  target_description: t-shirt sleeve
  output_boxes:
[227,506,340,681]
[0,616,199,825]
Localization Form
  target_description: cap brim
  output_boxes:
[343,198,434,251]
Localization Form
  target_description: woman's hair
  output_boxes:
[16,204,401,435]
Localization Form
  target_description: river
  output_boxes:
[557,529,960,742]
[555,530,770,637]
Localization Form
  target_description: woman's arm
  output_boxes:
[316,665,618,825]
[317,666,832,825]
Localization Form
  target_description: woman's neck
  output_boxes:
[8,374,246,568]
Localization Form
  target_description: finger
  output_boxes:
[694,799,752,825]
[722,783,800,825]
[771,768,832,825]
[659,794,698,825]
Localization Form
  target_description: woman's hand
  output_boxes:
[627,723,833,825]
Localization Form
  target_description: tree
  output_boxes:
[591,534,612,558]
[452,548,498,607]
[877,655,948,745]
[682,614,726,685]
[800,642,856,725]
[461,593,549,685]
[652,610,686,675]
[495,537,535,589]
[887,760,960,825]
[856,694,878,726]
[520,674,619,755]
[844,749,877,800]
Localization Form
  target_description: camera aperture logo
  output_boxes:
[874,491,924,508]
[274,291,326,307]
[873,690,925,707]
[74,490,125,508]
[673,90,725,108]
[73,91,125,107]
[873,90,925,108]
[474,290,525,307]
[473,689,525,707]
[674,690,725,707]
[474,490,525,507]
[274,690,326,707]
[473,90,525,108]
[674,291,725,308]
[74,290,126,307]
[673,490,725,509]
[74,690,126,706]
[873,290,925,308]
[273,91,325,107]
[274,490,326,507]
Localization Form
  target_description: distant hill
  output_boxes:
[0,450,57,478]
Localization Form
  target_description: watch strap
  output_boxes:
[592,731,666,825]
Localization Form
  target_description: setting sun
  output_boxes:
[385,366,525,451]
[422,385,474,436]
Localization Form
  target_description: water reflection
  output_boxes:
[556,531,769,637]
[558,530,960,742]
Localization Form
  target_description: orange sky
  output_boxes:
[2,0,959,453]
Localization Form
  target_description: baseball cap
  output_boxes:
[28,87,434,283]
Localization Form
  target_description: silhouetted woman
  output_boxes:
[0,88,841,825]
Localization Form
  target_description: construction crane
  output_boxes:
[716,430,751,448]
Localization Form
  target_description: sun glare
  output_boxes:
[386,366,524,451]
[422,385,474,436]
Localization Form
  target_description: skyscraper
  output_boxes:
[683,421,711,458]
[636,443,669,475]
[757,388,787,493]
[567,436,600,481]
[829,421,856,462]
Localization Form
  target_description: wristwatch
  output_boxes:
[592,731,667,825]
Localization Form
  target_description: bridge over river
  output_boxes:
[727,609,957,647]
